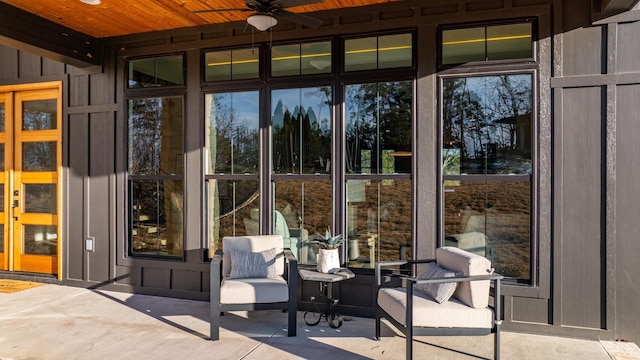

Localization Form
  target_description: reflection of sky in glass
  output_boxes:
[210,91,259,129]
[233,91,259,127]
[271,87,331,129]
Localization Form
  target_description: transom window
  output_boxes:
[128,55,184,88]
[344,33,413,71]
[271,41,332,77]
[441,21,533,65]
[204,48,260,81]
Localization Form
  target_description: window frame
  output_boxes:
[126,53,186,89]
[203,89,262,252]
[124,53,187,260]
[438,18,537,69]
[198,31,416,270]
[270,39,334,78]
[438,60,540,289]
[340,29,417,77]
[342,77,415,267]
[201,45,263,84]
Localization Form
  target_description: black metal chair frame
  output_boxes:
[209,248,298,341]
[375,259,503,360]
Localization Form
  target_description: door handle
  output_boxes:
[12,200,18,220]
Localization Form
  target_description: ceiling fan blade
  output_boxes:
[274,9,323,28]
[271,0,324,9]
[192,8,251,14]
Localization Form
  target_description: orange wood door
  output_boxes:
[0,83,62,276]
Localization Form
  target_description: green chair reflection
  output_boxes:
[243,209,308,260]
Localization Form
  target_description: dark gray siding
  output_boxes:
[67,112,88,281]
[547,0,640,342]
[616,84,640,340]
[557,86,604,330]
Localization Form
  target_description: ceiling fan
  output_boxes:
[193,0,325,31]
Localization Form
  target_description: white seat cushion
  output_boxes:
[378,287,493,328]
[220,276,289,304]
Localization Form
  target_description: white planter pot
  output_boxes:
[348,239,360,260]
[317,248,340,273]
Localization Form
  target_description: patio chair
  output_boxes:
[209,235,298,341]
[375,246,503,360]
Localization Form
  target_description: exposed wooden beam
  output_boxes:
[0,2,100,68]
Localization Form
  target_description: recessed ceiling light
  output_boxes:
[80,0,101,5]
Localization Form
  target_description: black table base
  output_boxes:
[303,298,343,328]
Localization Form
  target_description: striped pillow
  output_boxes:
[228,248,277,279]
[415,262,461,304]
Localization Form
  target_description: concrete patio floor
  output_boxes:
[0,284,633,360]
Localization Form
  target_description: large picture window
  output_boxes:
[345,81,413,267]
[204,91,260,251]
[127,96,184,257]
[271,87,333,264]
[441,73,533,281]
[201,32,414,270]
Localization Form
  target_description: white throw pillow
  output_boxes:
[228,247,277,279]
[415,262,461,304]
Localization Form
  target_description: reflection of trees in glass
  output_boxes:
[128,98,163,175]
[23,100,56,130]
[208,93,259,174]
[128,97,183,256]
[206,92,259,251]
[272,87,332,174]
[212,180,259,249]
[345,81,412,174]
[442,73,533,281]
[274,180,332,236]
[22,142,56,171]
[0,103,5,131]
[442,75,532,174]
[345,180,412,267]
[130,181,184,256]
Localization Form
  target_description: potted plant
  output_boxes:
[305,227,344,273]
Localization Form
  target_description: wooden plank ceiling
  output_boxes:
[0,0,397,38]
